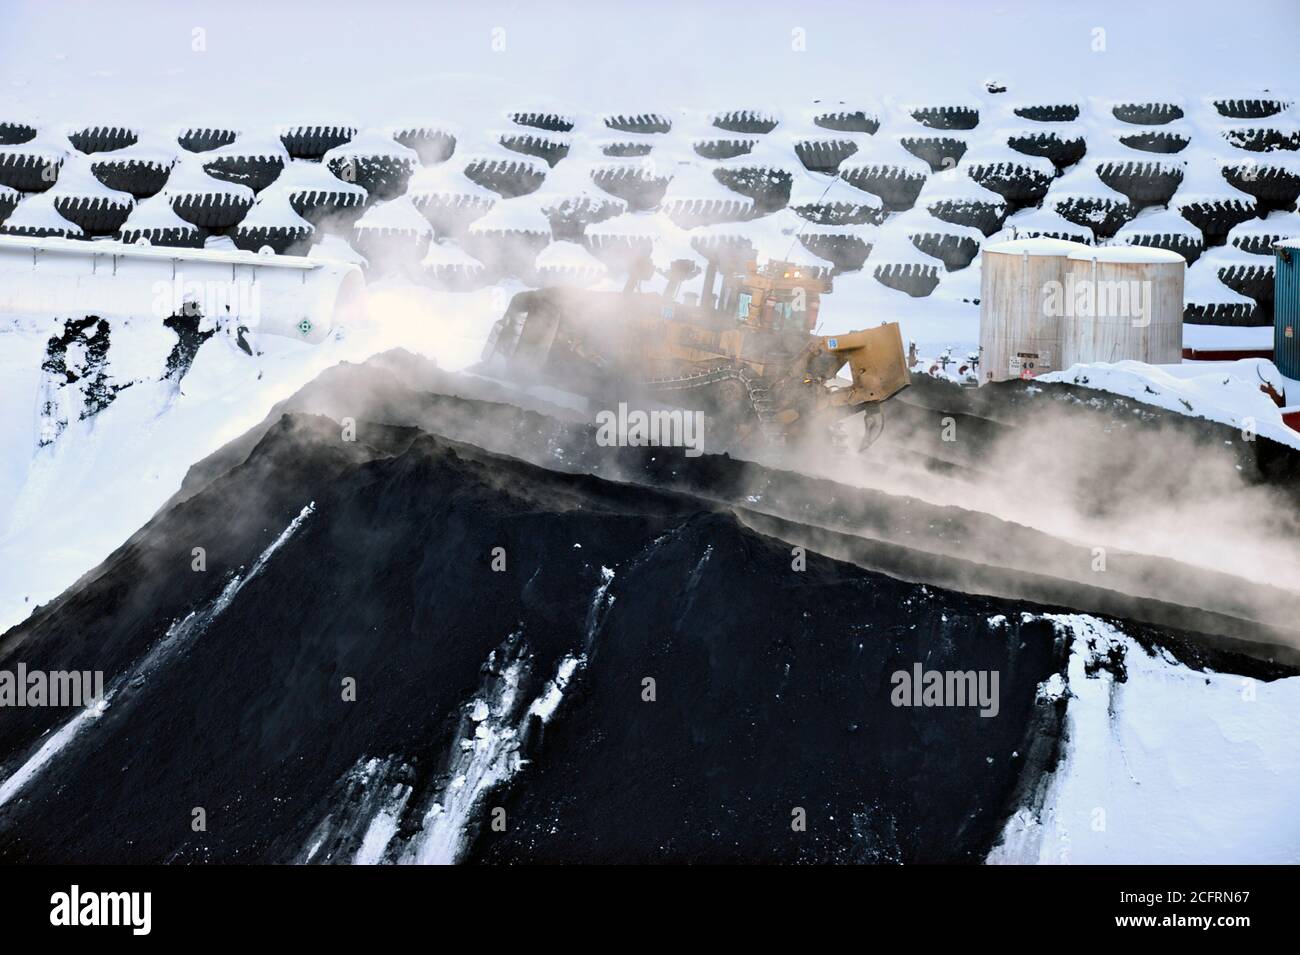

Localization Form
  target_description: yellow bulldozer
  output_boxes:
[481,258,911,452]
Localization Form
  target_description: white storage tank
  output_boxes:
[979,237,1089,383]
[1060,246,1184,367]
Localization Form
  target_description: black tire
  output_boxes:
[584,234,653,271]
[1111,102,1184,125]
[1007,131,1086,170]
[509,111,574,133]
[0,122,36,146]
[840,164,927,211]
[67,126,138,154]
[966,162,1053,211]
[792,200,885,227]
[662,197,752,229]
[926,197,1009,237]
[1118,131,1189,154]
[900,136,968,173]
[1121,232,1203,265]
[909,106,979,131]
[281,125,356,160]
[0,150,63,192]
[813,110,879,134]
[540,193,624,242]
[0,185,17,225]
[1096,160,1184,209]
[170,192,254,230]
[499,133,569,167]
[873,262,940,296]
[694,138,756,161]
[232,224,313,255]
[711,165,792,213]
[590,166,669,212]
[798,233,872,272]
[1232,228,1294,257]
[178,127,238,153]
[1183,301,1262,326]
[603,113,671,134]
[1222,162,1300,212]
[1222,127,1300,153]
[1054,196,1136,239]
[603,141,654,158]
[794,139,859,173]
[689,234,754,270]
[288,188,367,229]
[203,154,286,192]
[117,225,206,248]
[1218,263,1274,313]
[1178,198,1258,247]
[53,194,134,235]
[326,154,416,201]
[711,110,778,135]
[392,126,456,164]
[90,156,173,198]
[410,193,494,238]
[1213,98,1292,119]
[1013,104,1080,122]
[909,230,979,271]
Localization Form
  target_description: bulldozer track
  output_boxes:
[643,365,787,443]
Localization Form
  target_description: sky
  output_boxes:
[1,0,1296,126]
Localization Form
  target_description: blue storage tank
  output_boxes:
[1278,240,1300,380]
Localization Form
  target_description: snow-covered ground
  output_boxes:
[1042,358,1300,450]
[990,614,1300,865]
[0,286,500,633]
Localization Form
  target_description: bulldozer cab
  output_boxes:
[712,259,826,334]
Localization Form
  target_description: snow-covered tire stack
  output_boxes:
[391,125,456,164]
[0,138,66,193]
[90,142,175,198]
[840,163,927,212]
[461,153,547,199]
[323,132,418,201]
[46,157,135,235]
[0,192,84,238]
[351,195,433,273]
[590,161,670,212]
[1006,131,1086,170]
[163,158,255,230]
[407,164,497,237]
[273,160,368,230]
[232,190,315,254]
[792,137,858,174]
[499,131,570,167]
[116,194,206,248]
[202,136,289,193]
[421,240,488,290]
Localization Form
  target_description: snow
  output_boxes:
[1041,358,1300,450]
[1066,245,1186,265]
[162,154,253,200]
[989,614,1300,864]
[983,236,1088,257]
[353,195,430,236]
